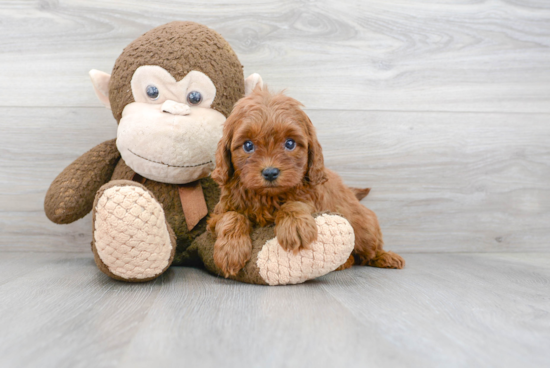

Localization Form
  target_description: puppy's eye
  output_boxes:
[285,139,296,151]
[187,91,202,105]
[146,85,159,100]
[243,141,255,153]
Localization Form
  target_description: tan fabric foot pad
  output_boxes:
[93,184,174,281]
[256,214,355,285]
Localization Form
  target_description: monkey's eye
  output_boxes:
[243,141,255,153]
[187,91,202,105]
[285,139,296,151]
[146,85,159,100]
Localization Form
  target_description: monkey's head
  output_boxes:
[89,21,262,184]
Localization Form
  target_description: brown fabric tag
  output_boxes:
[178,181,208,231]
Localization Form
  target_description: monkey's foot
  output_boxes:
[92,181,176,282]
[195,213,355,285]
[256,214,355,285]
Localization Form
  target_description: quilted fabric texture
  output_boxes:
[44,139,121,224]
[257,214,355,285]
[94,185,173,280]
[110,159,220,265]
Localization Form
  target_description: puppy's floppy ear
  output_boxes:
[303,113,328,186]
[211,120,234,185]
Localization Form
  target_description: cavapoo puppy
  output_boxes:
[208,87,405,277]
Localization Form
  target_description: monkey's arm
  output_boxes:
[44,139,121,224]
[192,213,355,285]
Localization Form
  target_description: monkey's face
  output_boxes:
[116,66,225,184]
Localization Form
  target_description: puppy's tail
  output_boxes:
[349,187,371,201]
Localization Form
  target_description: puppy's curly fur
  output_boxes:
[208,87,404,277]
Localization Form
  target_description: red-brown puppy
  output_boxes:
[208,87,404,277]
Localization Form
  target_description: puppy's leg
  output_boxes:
[275,201,318,253]
[211,211,252,277]
[349,204,405,269]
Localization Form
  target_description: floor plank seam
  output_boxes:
[2,106,550,115]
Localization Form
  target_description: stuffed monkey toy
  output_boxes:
[44,21,354,285]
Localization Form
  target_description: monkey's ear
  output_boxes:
[244,73,263,96]
[89,69,111,110]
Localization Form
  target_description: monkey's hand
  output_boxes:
[44,139,121,224]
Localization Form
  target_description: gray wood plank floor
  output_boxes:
[0,252,548,368]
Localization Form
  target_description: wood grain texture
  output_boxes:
[1,3,548,367]
[0,2,548,253]
[0,0,549,112]
[1,107,548,252]
[321,252,550,368]
[0,252,548,368]
[0,253,163,368]
[0,107,116,252]
[312,109,550,252]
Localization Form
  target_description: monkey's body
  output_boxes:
[110,156,220,266]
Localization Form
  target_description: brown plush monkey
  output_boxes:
[44,21,355,285]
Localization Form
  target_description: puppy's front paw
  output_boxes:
[213,234,252,277]
[276,214,318,253]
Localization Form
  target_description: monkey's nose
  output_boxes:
[162,100,191,116]
[262,167,280,182]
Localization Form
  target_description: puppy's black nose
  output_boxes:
[262,167,280,182]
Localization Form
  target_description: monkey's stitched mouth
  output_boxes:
[127,148,212,168]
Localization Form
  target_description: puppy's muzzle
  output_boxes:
[262,167,280,182]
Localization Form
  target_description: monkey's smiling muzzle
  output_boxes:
[117,101,225,184]
[114,66,227,184]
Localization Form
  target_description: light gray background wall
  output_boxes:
[1,0,549,253]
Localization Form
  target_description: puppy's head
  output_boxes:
[211,87,327,194]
